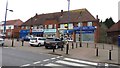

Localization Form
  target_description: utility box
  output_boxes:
[118,35,120,47]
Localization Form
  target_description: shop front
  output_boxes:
[44,29,56,37]
[32,29,43,37]
[74,26,96,42]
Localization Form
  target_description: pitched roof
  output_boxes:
[3,19,23,26]
[107,20,120,32]
[23,8,97,26]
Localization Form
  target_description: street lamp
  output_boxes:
[4,0,13,35]
[65,0,70,54]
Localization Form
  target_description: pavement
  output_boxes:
[3,39,119,65]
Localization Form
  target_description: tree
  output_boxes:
[103,17,115,29]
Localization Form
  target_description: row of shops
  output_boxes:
[20,26,96,42]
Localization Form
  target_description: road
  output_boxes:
[2,47,102,68]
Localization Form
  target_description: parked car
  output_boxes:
[29,37,46,47]
[44,37,64,49]
[0,35,4,46]
[22,35,33,41]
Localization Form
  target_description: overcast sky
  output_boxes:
[0,0,119,22]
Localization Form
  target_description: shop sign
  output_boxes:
[44,29,56,33]
[32,29,43,32]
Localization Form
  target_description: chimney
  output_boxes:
[61,10,63,16]
[96,15,98,20]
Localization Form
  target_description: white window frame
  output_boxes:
[87,22,92,26]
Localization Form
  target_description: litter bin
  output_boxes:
[118,35,120,47]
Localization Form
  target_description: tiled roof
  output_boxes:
[3,19,23,26]
[23,8,97,26]
[107,20,120,32]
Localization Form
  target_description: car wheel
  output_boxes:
[38,43,41,47]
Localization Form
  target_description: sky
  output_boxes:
[0,0,119,22]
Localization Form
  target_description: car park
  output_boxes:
[29,37,46,47]
[44,37,64,49]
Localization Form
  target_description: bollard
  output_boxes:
[111,45,113,50]
[71,42,74,49]
[61,44,63,51]
[53,45,55,53]
[76,42,77,48]
[11,39,14,47]
[66,43,69,54]
[103,44,104,49]
[87,43,88,48]
[109,50,112,60]
[96,47,98,56]
[95,43,96,48]
[79,42,82,47]
[22,40,24,46]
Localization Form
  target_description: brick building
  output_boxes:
[0,19,23,38]
[22,8,100,42]
[107,20,120,44]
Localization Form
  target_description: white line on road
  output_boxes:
[64,58,98,66]
[56,56,63,58]
[33,61,41,64]
[44,63,62,66]
[51,57,56,60]
[21,64,30,67]
[56,60,88,66]
[43,59,50,62]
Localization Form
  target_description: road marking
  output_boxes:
[21,64,30,67]
[43,59,50,62]
[64,58,98,66]
[33,61,41,64]
[56,60,87,66]
[105,63,109,66]
[44,63,62,66]
[41,64,43,66]
[56,56,63,58]
[51,57,56,60]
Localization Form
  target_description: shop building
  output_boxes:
[22,8,100,42]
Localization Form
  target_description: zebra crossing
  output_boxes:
[43,57,102,67]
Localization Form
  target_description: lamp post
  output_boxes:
[4,0,13,35]
[65,0,70,54]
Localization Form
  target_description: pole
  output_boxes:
[53,45,55,53]
[4,0,8,34]
[87,43,88,48]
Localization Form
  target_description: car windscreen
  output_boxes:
[38,38,46,40]
[46,38,54,41]
[31,38,37,40]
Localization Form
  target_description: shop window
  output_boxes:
[60,24,65,28]
[87,22,92,26]
[78,22,82,26]
[21,26,24,29]
[68,23,73,29]
[26,26,30,29]
[54,24,56,29]
[45,25,47,29]
[48,24,53,29]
